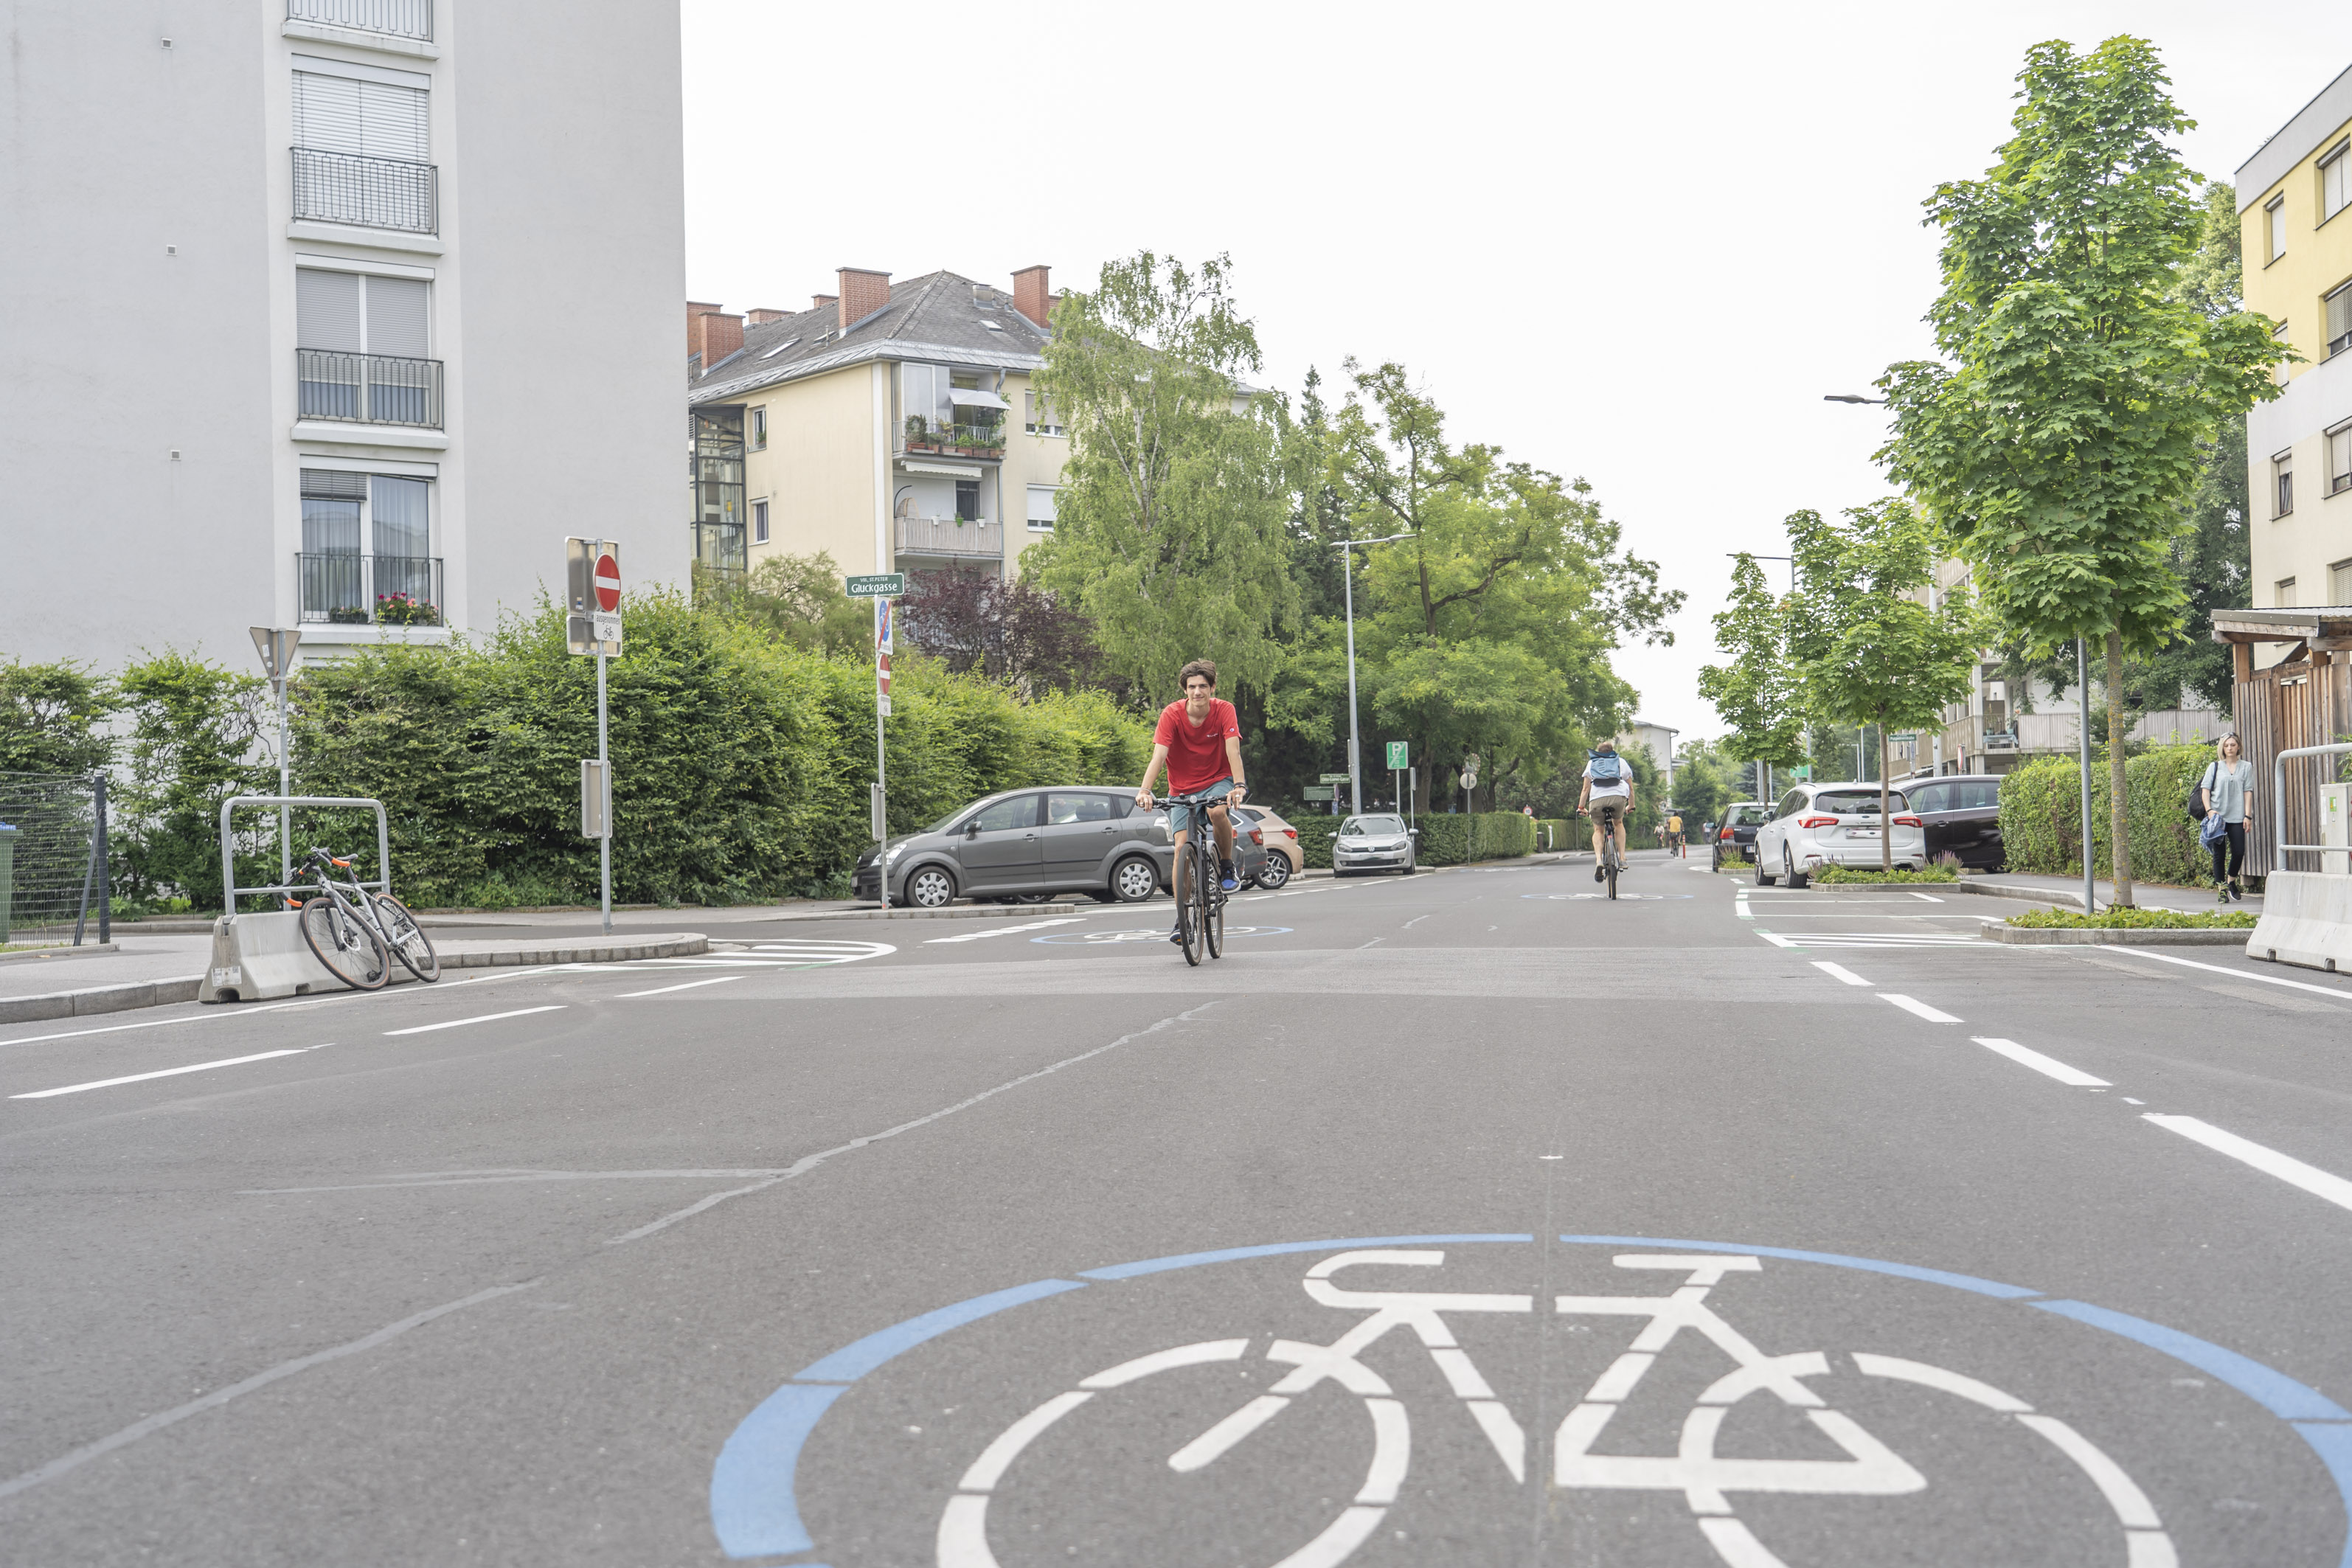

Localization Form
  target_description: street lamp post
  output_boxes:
[1336,533,1409,817]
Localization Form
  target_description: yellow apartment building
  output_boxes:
[2239,62,2352,651]
[683,266,1070,588]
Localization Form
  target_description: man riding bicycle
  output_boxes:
[1136,659,1248,946]
[1577,738,1634,883]
[1665,810,1684,855]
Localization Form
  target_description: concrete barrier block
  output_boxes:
[198,911,347,1003]
[2245,870,2352,974]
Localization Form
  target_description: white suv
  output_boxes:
[1752,783,1924,887]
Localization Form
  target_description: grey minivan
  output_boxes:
[852,787,1263,909]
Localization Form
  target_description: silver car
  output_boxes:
[1332,813,1417,876]
[850,787,1266,909]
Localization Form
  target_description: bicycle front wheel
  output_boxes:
[1606,851,1619,901]
[300,895,389,990]
[1179,851,1206,967]
[371,892,440,982]
[1205,867,1225,959]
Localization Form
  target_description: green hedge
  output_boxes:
[2008,906,2254,929]
[1286,809,1537,869]
[1289,811,1339,869]
[1535,818,1574,851]
[1997,744,2220,889]
[291,593,1151,907]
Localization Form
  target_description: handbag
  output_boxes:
[2185,763,2214,825]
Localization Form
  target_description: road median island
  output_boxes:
[1978,920,2247,946]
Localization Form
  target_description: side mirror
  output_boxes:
[1409,828,1420,837]
[964,821,982,838]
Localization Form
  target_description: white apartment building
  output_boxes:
[1,1,687,670]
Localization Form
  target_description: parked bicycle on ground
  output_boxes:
[291,847,439,991]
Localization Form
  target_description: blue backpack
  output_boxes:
[1589,751,1623,783]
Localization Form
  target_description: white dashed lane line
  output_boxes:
[2144,1115,2352,1215]
[612,976,745,999]
[384,1005,566,1037]
[13,1047,327,1100]
[1971,1037,2110,1087]
[1879,993,1963,1024]
[1810,962,1873,988]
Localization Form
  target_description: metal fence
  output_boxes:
[291,147,438,234]
[0,771,108,945]
[297,553,445,625]
[287,0,432,38]
[296,348,443,427]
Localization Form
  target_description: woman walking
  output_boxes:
[2197,734,2256,902]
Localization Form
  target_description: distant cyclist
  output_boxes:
[1135,659,1249,946]
[1666,810,1684,856]
[1577,740,1634,883]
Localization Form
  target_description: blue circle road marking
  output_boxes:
[1032,926,1294,945]
[707,1232,2352,1563]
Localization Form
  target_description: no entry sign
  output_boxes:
[565,538,622,654]
[594,553,621,612]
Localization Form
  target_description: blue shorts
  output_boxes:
[1167,777,1236,836]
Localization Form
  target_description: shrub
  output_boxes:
[1814,864,1957,884]
[1997,744,2220,889]
[1415,812,1536,867]
[2007,906,2255,929]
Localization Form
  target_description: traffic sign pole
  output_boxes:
[597,645,611,934]
[850,575,903,857]
[566,537,622,935]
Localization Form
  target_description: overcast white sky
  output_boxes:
[681,1,2352,746]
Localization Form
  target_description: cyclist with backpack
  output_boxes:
[1577,740,1635,884]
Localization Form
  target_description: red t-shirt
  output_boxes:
[1154,698,1241,794]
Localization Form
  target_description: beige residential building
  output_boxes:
[684,266,1071,585]
[2240,62,2352,652]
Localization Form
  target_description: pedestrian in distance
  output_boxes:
[2196,733,2255,903]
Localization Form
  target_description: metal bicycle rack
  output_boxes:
[218,794,391,908]
[201,795,392,1003]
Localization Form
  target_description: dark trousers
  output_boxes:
[2209,820,2245,884]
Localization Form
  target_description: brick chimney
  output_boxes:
[687,299,724,355]
[690,308,743,370]
[813,294,838,312]
[1012,265,1052,327]
[836,268,891,330]
[746,308,788,325]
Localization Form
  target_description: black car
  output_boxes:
[1710,802,1772,868]
[1902,774,2005,870]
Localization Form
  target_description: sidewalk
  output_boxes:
[1949,870,2260,915]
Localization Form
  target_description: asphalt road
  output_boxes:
[6,850,2352,1567]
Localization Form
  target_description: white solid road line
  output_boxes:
[384,1005,564,1037]
[13,1047,319,1100]
[1971,1036,2111,1087]
[2145,1114,2352,1215]
[1880,993,1962,1024]
[2106,948,2352,1003]
[1907,892,1944,902]
[925,917,1085,945]
[613,976,745,999]
[1811,962,1873,987]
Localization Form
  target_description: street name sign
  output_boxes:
[846,573,906,598]
[1319,773,1350,784]
[1303,785,1336,800]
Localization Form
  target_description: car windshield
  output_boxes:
[1813,790,1909,815]
[1341,816,1406,836]
[1731,805,1771,826]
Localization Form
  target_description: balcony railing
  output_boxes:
[292,147,437,234]
[895,516,1004,558]
[297,349,443,428]
[286,0,432,40]
[298,553,444,626]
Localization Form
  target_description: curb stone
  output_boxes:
[1977,920,2247,946]
[0,933,711,1026]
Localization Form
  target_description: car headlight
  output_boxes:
[885,843,907,863]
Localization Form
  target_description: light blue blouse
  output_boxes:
[2202,759,2254,824]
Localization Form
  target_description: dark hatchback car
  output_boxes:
[1902,774,2006,870]
[1710,802,1772,868]
[852,786,1265,908]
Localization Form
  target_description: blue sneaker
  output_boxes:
[1219,861,1240,892]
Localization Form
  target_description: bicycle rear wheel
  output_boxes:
[1606,847,1619,901]
[1177,852,1204,967]
[371,892,440,982]
[1205,867,1225,959]
[299,895,389,990]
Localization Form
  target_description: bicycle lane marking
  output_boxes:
[707,1232,2352,1565]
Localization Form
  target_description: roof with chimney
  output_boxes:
[689,271,1051,406]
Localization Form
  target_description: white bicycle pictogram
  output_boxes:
[937,1249,2178,1568]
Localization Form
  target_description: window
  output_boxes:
[2325,139,2351,223]
[1026,484,1059,532]
[1909,783,1949,814]
[752,499,769,545]
[967,794,1040,833]
[2330,419,2352,497]
[2275,450,2295,517]
[2276,577,2298,609]
[750,406,767,450]
[297,469,437,622]
[1046,792,1118,825]
[2268,195,2287,262]
[954,479,981,522]
[2274,319,2292,387]
[2328,279,2352,359]
[2332,558,2352,606]
[296,268,428,355]
[1024,390,1064,437]
[293,60,429,162]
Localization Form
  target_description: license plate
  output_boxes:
[1848,830,1879,839]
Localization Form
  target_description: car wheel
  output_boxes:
[1783,848,1809,889]
[1254,853,1292,889]
[1109,855,1159,903]
[903,865,956,909]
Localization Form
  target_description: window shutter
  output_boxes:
[364,276,429,357]
[358,80,429,162]
[296,268,364,350]
[294,69,426,161]
[294,71,364,155]
[1025,485,1059,526]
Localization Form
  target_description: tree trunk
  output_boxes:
[1879,724,1893,872]
[2105,631,2134,907]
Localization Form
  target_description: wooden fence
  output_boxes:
[2231,656,2352,872]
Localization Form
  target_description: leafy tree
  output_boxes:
[902,564,1105,693]
[1880,37,2283,903]
[1784,502,1981,867]
[1670,735,1736,830]
[1271,361,1676,811]
[114,653,275,909]
[1696,554,1807,799]
[0,659,117,775]
[698,552,870,656]
[1027,252,1295,705]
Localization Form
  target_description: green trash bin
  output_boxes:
[0,820,16,945]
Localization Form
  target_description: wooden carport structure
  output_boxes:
[2213,609,2352,872]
